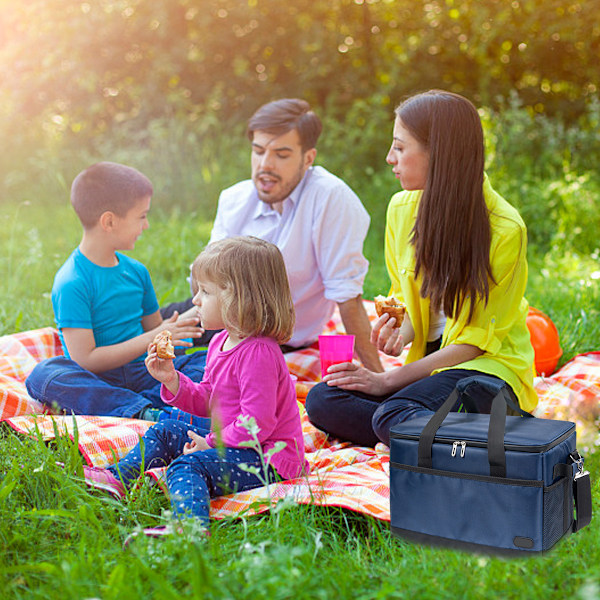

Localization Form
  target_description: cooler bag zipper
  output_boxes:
[390,427,574,455]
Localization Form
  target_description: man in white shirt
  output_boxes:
[164,98,382,372]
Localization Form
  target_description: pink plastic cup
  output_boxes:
[318,334,355,379]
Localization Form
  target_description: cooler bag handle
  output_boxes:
[455,375,531,417]
[418,375,532,478]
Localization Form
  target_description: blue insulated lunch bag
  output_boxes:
[389,376,592,555]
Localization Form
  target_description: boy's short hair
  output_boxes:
[192,236,295,344]
[246,98,322,152]
[71,162,153,229]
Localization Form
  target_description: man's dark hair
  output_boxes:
[246,98,323,151]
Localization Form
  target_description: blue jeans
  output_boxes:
[305,369,517,447]
[25,351,207,418]
[108,419,279,525]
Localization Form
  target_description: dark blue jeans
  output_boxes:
[25,351,207,418]
[108,419,279,525]
[305,369,517,447]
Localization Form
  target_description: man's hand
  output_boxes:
[337,295,384,372]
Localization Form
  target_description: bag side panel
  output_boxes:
[541,434,577,485]
[543,475,573,550]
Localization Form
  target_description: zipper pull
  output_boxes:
[460,441,467,458]
[451,441,458,457]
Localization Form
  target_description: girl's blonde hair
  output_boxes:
[191,236,295,344]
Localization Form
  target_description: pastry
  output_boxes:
[154,330,175,359]
[374,295,406,328]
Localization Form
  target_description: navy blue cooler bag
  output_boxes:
[389,376,592,555]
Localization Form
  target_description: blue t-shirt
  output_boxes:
[52,247,159,362]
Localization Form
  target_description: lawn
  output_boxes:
[1,194,599,599]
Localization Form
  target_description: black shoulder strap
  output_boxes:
[554,459,593,533]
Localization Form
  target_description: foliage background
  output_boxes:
[1,4,600,599]
[1,0,599,356]
[1,0,600,355]
[2,0,600,217]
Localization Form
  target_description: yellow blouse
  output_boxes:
[384,176,538,412]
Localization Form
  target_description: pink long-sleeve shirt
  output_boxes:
[161,330,308,480]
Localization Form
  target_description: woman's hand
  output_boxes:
[370,313,405,357]
[145,343,179,394]
[323,361,390,396]
[183,430,210,454]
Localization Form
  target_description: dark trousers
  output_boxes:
[305,369,517,447]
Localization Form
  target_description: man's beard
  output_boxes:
[254,164,305,206]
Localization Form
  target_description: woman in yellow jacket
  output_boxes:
[306,90,537,447]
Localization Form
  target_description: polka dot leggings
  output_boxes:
[107,419,278,526]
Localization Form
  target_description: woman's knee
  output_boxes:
[371,402,394,444]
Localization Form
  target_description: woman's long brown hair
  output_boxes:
[396,90,493,321]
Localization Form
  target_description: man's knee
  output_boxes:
[305,383,332,427]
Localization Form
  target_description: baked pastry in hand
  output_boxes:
[154,330,175,359]
[374,295,406,328]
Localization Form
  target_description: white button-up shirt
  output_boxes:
[210,166,370,348]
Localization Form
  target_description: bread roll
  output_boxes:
[374,295,406,328]
[154,330,175,359]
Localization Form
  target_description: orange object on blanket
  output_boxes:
[526,307,563,376]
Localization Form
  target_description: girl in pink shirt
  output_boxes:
[84,236,307,538]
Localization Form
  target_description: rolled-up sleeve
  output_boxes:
[313,186,370,303]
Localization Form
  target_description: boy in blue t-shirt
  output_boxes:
[26,162,206,419]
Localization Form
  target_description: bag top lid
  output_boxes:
[390,413,575,450]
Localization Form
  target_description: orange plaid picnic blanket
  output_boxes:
[1,304,599,523]
[5,401,393,521]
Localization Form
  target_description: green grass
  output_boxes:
[0,425,598,599]
[1,182,599,598]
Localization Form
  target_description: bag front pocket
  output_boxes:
[390,462,546,553]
